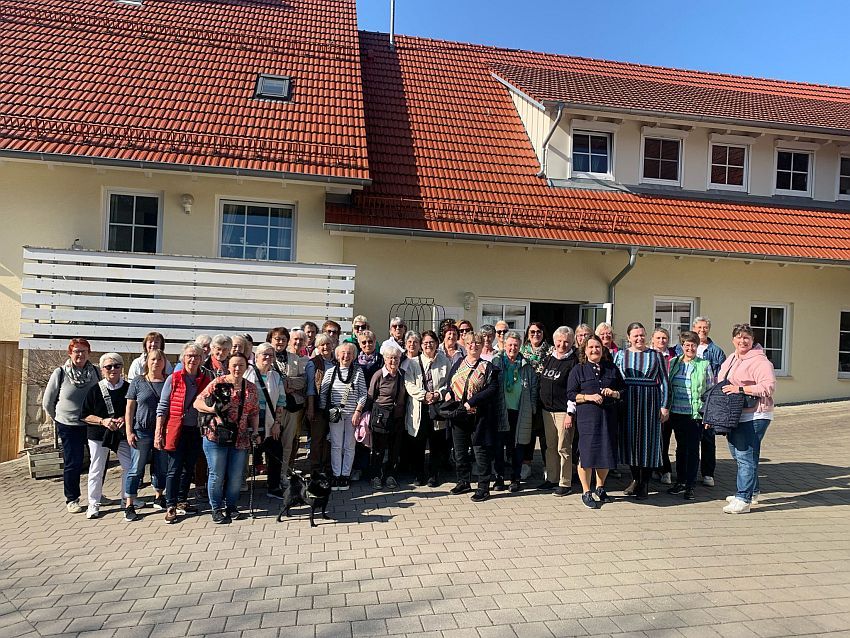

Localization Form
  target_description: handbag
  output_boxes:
[354,411,372,448]
[701,357,751,434]
[98,379,125,452]
[323,366,353,423]
[368,373,402,435]
[435,359,480,429]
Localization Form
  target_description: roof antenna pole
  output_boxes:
[389,0,396,50]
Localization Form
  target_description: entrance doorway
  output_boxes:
[530,302,581,335]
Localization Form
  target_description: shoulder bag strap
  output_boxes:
[98,379,116,417]
[253,365,276,417]
[339,370,354,410]
[460,359,481,404]
[236,379,247,424]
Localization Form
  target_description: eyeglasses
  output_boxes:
[103,363,123,370]
[260,352,274,358]
[422,341,437,347]
[71,349,89,355]
[360,339,375,344]
[495,330,507,335]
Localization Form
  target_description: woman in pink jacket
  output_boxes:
[718,323,776,514]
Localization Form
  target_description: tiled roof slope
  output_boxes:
[492,62,850,133]
[326,33,850,262]
[0,0,369,181]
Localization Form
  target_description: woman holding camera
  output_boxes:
[319,342,367,491]
[194,353,260,524]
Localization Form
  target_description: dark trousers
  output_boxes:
[523,408,546,464]
[701,426,716,477]
[660,420,674,474]
[260,435,284,491]
[57,423,87,503]
[671,413,701,488]
[166,427,202,507]
[630,465,653,490]
[370,417,404,479]
[493,410,523,482]
[452,426,492,489]
[308,411,330,474]
[410,412,446,479]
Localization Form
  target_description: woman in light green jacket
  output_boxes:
[666,330,713,500]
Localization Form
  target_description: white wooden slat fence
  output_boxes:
[20,247,356,354]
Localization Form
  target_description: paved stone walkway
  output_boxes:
[2,401,850,638]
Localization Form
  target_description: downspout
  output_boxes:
[607,246,639,325]
[536,103,564,178]
[389,0,396,50]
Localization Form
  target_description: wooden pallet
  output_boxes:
[28,448,63,479]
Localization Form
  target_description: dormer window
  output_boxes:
[255,74,292,101]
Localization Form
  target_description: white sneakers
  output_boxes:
[520,464,532,480]
[723,497,750,514]
[86,504,100,519]
[66,499,83,514]
[702,476,715,487]
[660,472,672,485]
[726,492,759,505]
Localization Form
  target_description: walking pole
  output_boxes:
[249,439,256,519]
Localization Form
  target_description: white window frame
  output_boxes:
[580,303,612,329]
[570,127,614,181]
[102,188,163,253]
[653,297,696,340]
[707,142,749,193]
[215,196,298,262]
[640,128,686,187]
[773,147,814,197]
[839,310,850,379]
[749,303,791,377]
[837,154,850,202]
[478,298,530,334]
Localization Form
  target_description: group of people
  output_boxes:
[42,313,775,523]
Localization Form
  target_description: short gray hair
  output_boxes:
[314,334,333,348]
[404,330,421,344]
[99,352,123,367]
[553,326,574,342]
[335,342,357,358]
[380,343,403,358]
[255,342,275,357]
[211,334,232,349]
[181,342,204,361]
[504,330,522,344]
[194,334,212,347]
[390,316,406,328]
[290,329,305,340]
[693,316,711,328]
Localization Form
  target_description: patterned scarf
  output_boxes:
[63,360,98,388]
[521,341,551,375]
[357,351,377,367]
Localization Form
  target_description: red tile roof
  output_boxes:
[326,33,850,262]
[0,0,369,182]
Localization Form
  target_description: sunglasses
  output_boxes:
[103,363,123,370]
[325,329,339,335]
[495,330,507,335]
[459,328,471,333]
[529,330,542,335]
[391,324,406,330]
[353,325,365,331]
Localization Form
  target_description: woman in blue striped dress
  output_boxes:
[613,322,669,500]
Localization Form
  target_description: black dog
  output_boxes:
[199,382,238,445]
[277,471,332,527]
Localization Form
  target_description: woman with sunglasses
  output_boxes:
[344,315,370,352]
[520,321,551,486]
[403,330,450,486]
[81,353,132,519]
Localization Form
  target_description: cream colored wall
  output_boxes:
[0,159,343,342]
[343,235,850,404]
[510,92,547,163]
[537,107,850,202]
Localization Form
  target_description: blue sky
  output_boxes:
[356,1,850,87]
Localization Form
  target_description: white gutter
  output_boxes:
[607,246,639,325]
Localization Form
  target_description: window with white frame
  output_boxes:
[710,144,747,190]
[572,131,612,178]
[220,200,294,261]
[106,192,160,253]
[642,137,681,183]
[654,298,694,340]
[775,150,811,195]
[749,305,788,374]
[839,311,850,376]
[839,156,850,199]
[480,300,529,333]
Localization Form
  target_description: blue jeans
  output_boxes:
[57,423,87,503]
[124,429,167,497]
[727,419,771,503]
[165,427,202,507]
[203,438,247,512]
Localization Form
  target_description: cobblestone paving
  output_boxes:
[2,402,850,638]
